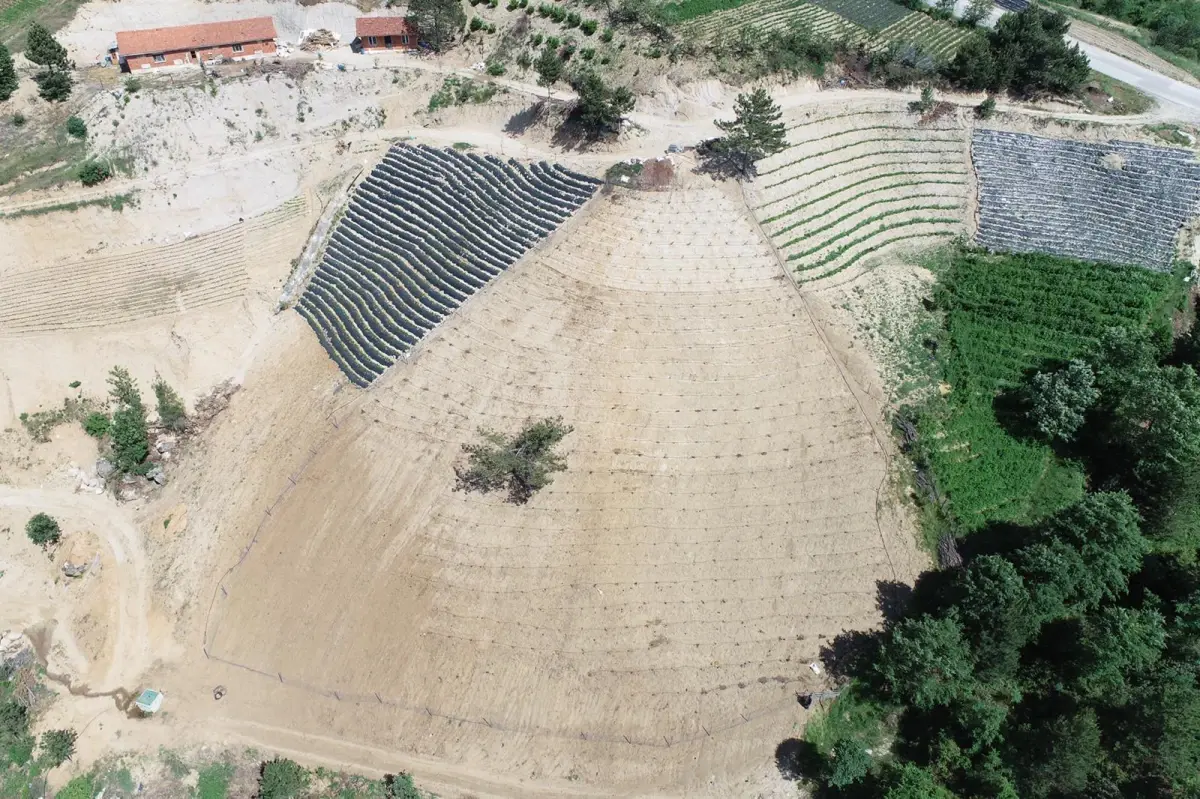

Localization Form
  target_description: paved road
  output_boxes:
[1071,39,1200,119]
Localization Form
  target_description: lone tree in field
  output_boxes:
[107,366,150,474]
[1027,359,1098,442]
[25,513,61,549]
[153,373,188,431]
[711,88,787,178]
[455,416,574,504]
[406,0,466,52]
[569,70,635,137]
[0,45,17,102]
[535,46,563,87]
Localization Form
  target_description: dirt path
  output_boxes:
[0,487,150,691]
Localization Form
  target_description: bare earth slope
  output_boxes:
[190,182,920,793]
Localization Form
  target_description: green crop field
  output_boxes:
[917,249,1183,531]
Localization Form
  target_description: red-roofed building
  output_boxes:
[116,16,278,71]
[355,16,419,52]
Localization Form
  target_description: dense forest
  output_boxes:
[791,248,1200,797]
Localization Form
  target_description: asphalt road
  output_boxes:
[1070,38,1200,118]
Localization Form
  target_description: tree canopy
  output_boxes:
[406,0,466,52]
[569,70,634,136]
[0,45,16,102]
[711,88,788,177]
[945,7,1090,98]
[455,416,573,504]
[25,23,69,69]
[107,366,150,474]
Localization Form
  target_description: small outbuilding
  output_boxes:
[116,16,278,71]
[354,16,419,52]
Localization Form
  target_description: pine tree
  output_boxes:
[0,45,17,102]
[535,46,562,87]
[713,88,787,178]
[152,373,188,431]
[107,367,150,474]
[26,23,69,70]
[405,0,466,52]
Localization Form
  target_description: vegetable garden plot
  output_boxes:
[296,144,601,387]
[809,0,909,30]
[972,129,1200,271]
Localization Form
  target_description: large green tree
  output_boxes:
[875,615,975,709]
[0,45,17,102]
[712,88,787,177]
[26,23,69,69]
[1027,359,1098,441]
[569,70,634,136]
[945,6,1089,98]
[107,366,150,474]
[406,0,466,52]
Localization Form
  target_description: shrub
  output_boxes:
[566,10,582,26]
[455,416,573,504]
[152,373,188,431]
[507,0,519,9]
[581,46,595,60]
[546,35,560,47]
[530,31,543,45]
[384,773,422,799]
[78,160,112,187]
[258,758,310,799]
[54,776,94,799]
[66,116,87,139]
[580,18,598,35]
[976,95,997,118]
[12,113,26,126]
[517,51,533,68]
[83,412,111,438]
[908,85,936,114]
[40,729,76,767]
[486,58,506,75]
[124,76,141,93]
[26,513,61,548]
[469,16,486,31]
[600,27,614,42]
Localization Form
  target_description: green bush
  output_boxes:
[486,58,506,75]
[12,112,26,126]
[152,373,188,431]
[124,76,141,93]
[258,758,309,799]
[83,412,111,438]
[78,160,112,187]
[107,366,150,474]
[600,27,614,42]
[530,31,543,45]
[384,772,422,798]
[580,18,598,35]
[34,69,73,102]
[55,776,95,799]
[40,729,77,767]
[469,16,485,31]
[66,116,87,139]
[976,95,997,118]
[581,46,595,60]
[26,513,61,548]
[565,10,582,26]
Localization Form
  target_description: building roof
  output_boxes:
[116,16,277,57]
[356,16,417,38]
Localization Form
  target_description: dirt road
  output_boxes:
[0,487,150,691]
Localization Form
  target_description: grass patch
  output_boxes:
[804,683,890,755]
[1076,70,1154,114]
[427,76,498,112]
[911,247,1182,531]
[0,192,135,219]
[1144,122,1194,147]
[0,0,87,54]
[660,0,754,24]
[196,761,235,799]
[0,124,87,194]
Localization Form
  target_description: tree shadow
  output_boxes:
[955,519,1036,561]
[875,579,912,626]
[775,738,823,781]
[503,101,546,136]
[819,629,882,683]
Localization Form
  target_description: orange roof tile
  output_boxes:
[116,17,277,57]
[356,16,418,38]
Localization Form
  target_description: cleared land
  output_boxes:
[748,102,969,286]
[201,181,921,791]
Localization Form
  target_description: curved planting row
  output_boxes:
[683,0,861,38]
[751,109,968,284]
[972,129,1200,271]
[297,143,602,387]
[873,12,972,59]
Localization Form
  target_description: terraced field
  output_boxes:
[0,195,311,335]
[205,182,921,790]
[296,144,600,388]
[749,103,969,286]
[680,0,970,60]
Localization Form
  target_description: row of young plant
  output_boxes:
[792,247,1200,796]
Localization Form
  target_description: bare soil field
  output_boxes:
[168,176,925,795]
